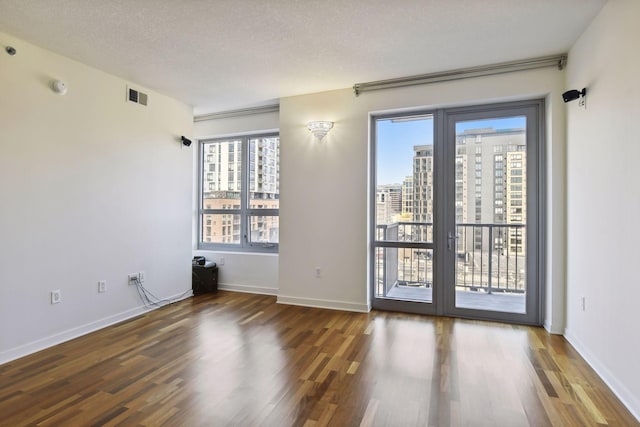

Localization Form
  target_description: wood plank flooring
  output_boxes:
[0,291,637,426]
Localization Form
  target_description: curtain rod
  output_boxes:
[353,54,567,96]
[194,104,280,122]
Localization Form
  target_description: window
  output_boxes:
[199,133,279,252]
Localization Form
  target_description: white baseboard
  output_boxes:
[544,320,563,335]
[277,294,371,313]
[0,291,193,366]
[564,328,640,422]
[218,282,278,296]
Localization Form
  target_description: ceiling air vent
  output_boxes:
[127,87,148,106]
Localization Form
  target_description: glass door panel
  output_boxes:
[372,114,436,310]
[443,101,541,325]
[453,117,527,314]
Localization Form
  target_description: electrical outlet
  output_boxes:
[51,290,61,304]
[138,271,145,283]
[219,257,225,266]
[128,274,138,285]
[98,280,107,293]
[315,267,321,278]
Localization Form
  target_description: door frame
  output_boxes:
[441,100,545,325]
[369,99,545,325]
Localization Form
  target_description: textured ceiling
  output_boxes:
[0,0,606,115]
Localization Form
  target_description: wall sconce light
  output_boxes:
[562,88,587,103]
[307,121,334,140]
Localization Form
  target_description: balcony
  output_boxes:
[375,222,526,314]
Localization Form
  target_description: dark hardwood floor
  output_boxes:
[0,291,637,426]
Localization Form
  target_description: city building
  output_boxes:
[412,145,434,224]
[401,176,413,218]
[201,137,280,244]
[454,127,526,254]
[375,183,402,225]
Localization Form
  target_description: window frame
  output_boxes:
[198,132,279,253]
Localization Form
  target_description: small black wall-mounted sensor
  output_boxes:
[562,88,587,103]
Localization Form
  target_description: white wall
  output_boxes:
[278,68,567,322]
[564,0,640,419]
[0,32,193,364]
[192,110,279,294]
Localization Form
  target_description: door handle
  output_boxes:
[447,231,456,251]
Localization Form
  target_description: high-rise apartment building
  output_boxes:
[202,137,280,244]
[505,150,526,253]
[454,127,526,253]
[376,184,403,225]
[401,176,413,217]
[412,145,434,224]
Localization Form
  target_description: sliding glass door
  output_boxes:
[371,100,543,324]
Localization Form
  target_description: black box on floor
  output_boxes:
[192,263,218,294]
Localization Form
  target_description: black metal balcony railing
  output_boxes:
[455,223,526,294]
[375,222,525,297]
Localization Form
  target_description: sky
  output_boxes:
[376,115,526,185]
